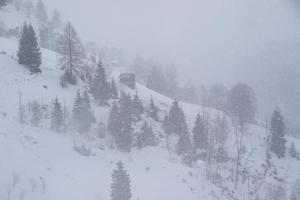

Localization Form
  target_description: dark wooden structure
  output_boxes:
[119,73,136,89]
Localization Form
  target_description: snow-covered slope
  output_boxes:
[1,3,300,199]
[0,36,300,200]
[0,37,214,200]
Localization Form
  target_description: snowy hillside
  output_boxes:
[0,36,299,200]
[0,37,216,200]
[1,1,300,200]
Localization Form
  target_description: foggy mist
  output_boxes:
[44,0,300,82]
[43,0,300,125]
[1,0,300,199]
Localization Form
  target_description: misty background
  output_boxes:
[44,0,300,131]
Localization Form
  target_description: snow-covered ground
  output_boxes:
[0,37,215,200]
[0,36,299,200]
[1,4,300,200]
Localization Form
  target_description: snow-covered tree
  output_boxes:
[136,122,156,149]
[17,23,42,73]
[213,114,228,147]
[117,93,134,152]
[192,113,209,152]
[58,23,85,87]
[90,59,110,105]
[270,108,286,158]
[167,100,186,136]
[50,97,63,132]
[163,115,172,136]
[108,101,121,140]
[72,90,95,133]
[110,161,132,200]
[81,89,96,133]
[227,83,256,130]
[108,93,134,152]
[72,90,82,122]
[176,116,192,156]
[148,97,159,121]
[35,0,48,23]
[132,92,144,121]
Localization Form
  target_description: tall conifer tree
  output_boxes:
[17,23,42,73]
[192,114,209,152]
[270,108,286,158]
[90,59,110,105]
[51,98,64,132]
[111,161,132,200]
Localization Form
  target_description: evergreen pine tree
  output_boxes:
[73,90,95,133]
[78,89,96,133]
[17,23,29,66]
[108,101,121,142]
[136,122,157,148]
[90,59,110,105]
[51,97,63,132]
[17,23,42,73]
[176,118,192,156]
[27,25,42,73]
[110,161,132,200]
[35,0,48,23]
[227,83,256,129]
[148,97,159,121]
[167,100,186,136]
[117,93,134,152]
[108,94,134,152]
[270,108,286,158]
[132,92,144,121]
[110,79,118,99]
[73,90,82,122]
[192,113,209,152]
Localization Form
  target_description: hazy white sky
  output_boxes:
[44,0,300,85]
